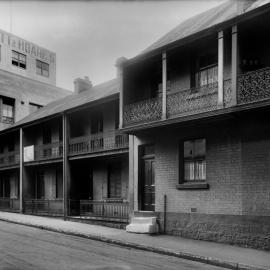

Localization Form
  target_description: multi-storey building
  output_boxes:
[0,76,129,227]
[0,29,71,130]
[121,0,270,249]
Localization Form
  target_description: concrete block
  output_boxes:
[126,217,159,234]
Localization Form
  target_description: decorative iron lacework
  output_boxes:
[167,82,218,118]
[238,67,270,104]
[123,97,162,126]
[223,79,232,108]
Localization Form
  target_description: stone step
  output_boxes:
[130,216,157,225]
[126,216,159,234]
[133,211,158,217]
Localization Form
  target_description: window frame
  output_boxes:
[177,138,209,190]
[36,59,49,77]
[1,97,15,124]
[12,50,26,69]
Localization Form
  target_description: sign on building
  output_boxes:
[24,145,34,162]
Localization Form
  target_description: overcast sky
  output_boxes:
[0,1,224,91]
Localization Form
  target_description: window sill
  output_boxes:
[176,182,209,190]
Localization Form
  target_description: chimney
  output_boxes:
[74,76,92,94]
[115,57,127,78]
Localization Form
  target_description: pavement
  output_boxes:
[0,211,269,270]
[0,221,225,270]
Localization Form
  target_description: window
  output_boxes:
[91,112,103,134]
[195,53,217,87]
[1,97,14,124]
[36,172,45,199]
[12,50,26,69]
[29,102,43,114]
[43,127,51,144]
[183,139,206,181]
[0,176,10,198]
[36,60,49,77]
[55,169,63,199]
[7,138,14,152]
[108,165,122,198]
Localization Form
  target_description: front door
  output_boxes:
[142,157,155,211]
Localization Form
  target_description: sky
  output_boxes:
[0,0,225,91]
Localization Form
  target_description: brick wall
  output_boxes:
[133,113,270,249]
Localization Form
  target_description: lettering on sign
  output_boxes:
[0,30,55,64]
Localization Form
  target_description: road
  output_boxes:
[0,220,226,270]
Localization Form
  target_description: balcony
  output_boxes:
[24,199,63,216]
[33,142,63,162]
[69,199,129,221]
[68,130,129,157]
[123,97,162,126]
[0,151,20,168]
[0,198,20,211]
[237,67,270,104]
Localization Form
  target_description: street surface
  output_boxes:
[0,220,225,270]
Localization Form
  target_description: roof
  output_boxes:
[140,0,264,56]
[8,78,119,130]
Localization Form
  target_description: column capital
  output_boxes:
[162,51,167,60]
[232,25,238,35]
[218,30,224,39]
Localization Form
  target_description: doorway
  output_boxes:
[140,145,155,211]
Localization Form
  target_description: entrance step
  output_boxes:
[126,216,159,234]
[133,211,158,217]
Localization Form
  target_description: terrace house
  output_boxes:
[121,0,270,249]
[0,77,129,227]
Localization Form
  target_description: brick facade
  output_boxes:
[132,112,270,249]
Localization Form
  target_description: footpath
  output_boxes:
[0,211,269,270]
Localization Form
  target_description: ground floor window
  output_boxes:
[55,169,63,199]
[182,138,206,181]
[108,165,121,198]
[36,172,45,199]
[0,176,10,198]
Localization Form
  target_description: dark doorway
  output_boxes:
[108,164,121,199]
[140,145,155,211]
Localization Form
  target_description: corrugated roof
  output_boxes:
[141,0,255,55]
[8,78,119,130]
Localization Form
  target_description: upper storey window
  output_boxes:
[195,53,217,87]
[91,112,103,134]
[12,50,26,69]
[1,97,15,124]
[36,60,49,77]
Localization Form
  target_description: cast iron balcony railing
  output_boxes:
[33,142,63,162]
[167,82,218,118]
[123,97,162,126]
[238,67,270,104]
[0,198,20,211]
[24,199,64,216]
[0,151,20,168]
[68,199,129,221]
[68,130,129,156]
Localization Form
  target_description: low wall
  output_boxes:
[158,212,270,250]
